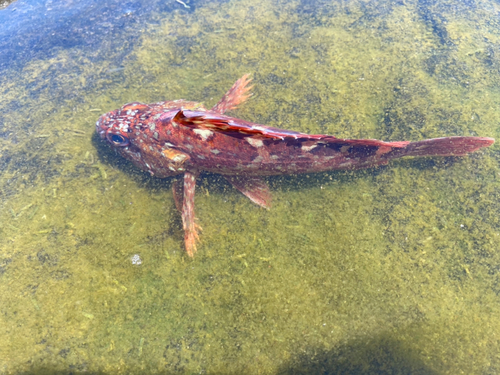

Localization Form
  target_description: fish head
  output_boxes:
[96,102,190,178]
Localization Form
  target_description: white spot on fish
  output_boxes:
[210,149,221,155]
[246,138,264,148]
[301,143,318,152]
[338,161,354,167]
[193,128,213,141]
[172,154,188,163]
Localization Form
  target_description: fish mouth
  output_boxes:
[95,115,108,140]
[95,110,119,140]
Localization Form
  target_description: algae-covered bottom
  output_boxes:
[1,0,500,373]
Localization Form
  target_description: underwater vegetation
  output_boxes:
[0,0,500,373]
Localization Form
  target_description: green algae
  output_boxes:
[1,0,500,373]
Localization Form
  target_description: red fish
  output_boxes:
[96,75,494,257]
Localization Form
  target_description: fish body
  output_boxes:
[96,75,494,256]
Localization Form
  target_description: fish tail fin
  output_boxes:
[391,136,494,158]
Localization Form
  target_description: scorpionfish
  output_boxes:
[96,75,494,257]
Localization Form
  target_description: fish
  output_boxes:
[96,75,495,257]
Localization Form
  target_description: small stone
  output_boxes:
[131,254,142,265]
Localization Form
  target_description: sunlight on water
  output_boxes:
[1,0,500,373]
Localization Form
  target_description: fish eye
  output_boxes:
[108,133,130,146]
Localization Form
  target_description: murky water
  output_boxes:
[1,0,500,373]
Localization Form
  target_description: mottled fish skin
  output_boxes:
[96,75,495,257]
[96,100,206,178]
[96,100,409,178]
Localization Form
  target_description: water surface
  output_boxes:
[1,0,500,373]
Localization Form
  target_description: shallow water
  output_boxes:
[1,0,500,373]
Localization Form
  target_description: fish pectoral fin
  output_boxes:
[224,175,272,209]
[172,178,184,212]
[172,110,304,140]
[179,171,201,257]
[211,74,253,114]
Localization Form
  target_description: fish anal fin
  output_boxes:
[224,175,272,209]
[212,74,253,114]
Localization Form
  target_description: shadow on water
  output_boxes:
[276,334,437,375]
[19,332,436,375]
[91,130,174,189]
